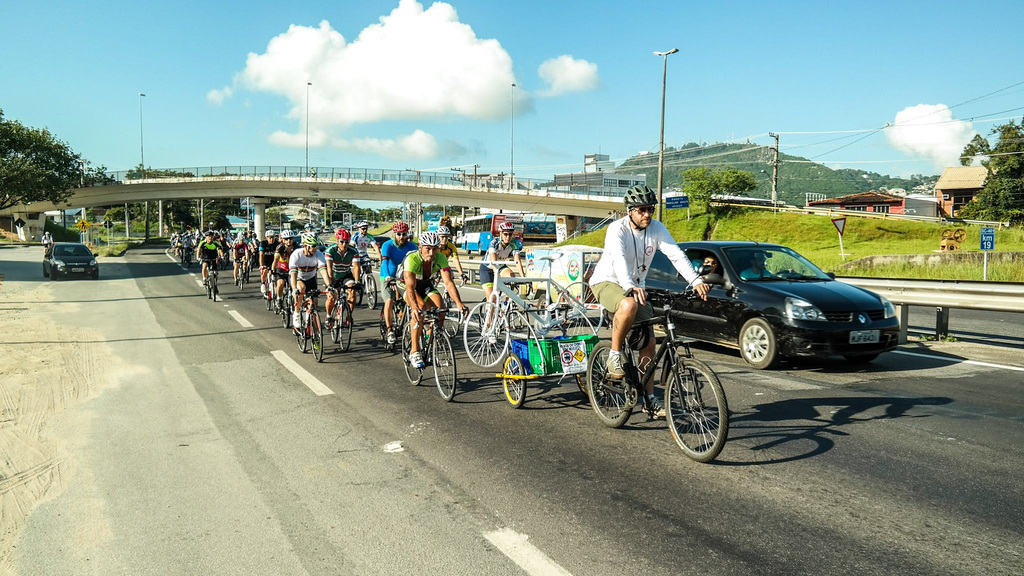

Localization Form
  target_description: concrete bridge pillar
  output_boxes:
[13,211,45,242]
[251,198,269,239]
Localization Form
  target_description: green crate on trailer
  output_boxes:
[510,334,599,376]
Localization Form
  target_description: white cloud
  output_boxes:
[206,86,233,106]
[885,104,976,169]
[537,55,599,97]
[225,0,528,159]
[334,130,439,159]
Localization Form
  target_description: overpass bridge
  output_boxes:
[1,165,624,239]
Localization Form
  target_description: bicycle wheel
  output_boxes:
[442,294,462,340]
[212,275,219,302]
[402,322,422,385]
[502,352,528,409]
[340,302,354,352]
[365,277,378,310]
[586,343,633,428]
[553,285,598,337]
[664,357,729,462]
[433,331,457,402]
[463,301,509,368]
[379,312,393,351]
[296,312,308,353]
[562,281,604,332]
[206,277,212,300]
[281,300,291,328]
[310,311,325,362]
[265,283,273,311]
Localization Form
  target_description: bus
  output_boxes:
[459,214,523,255]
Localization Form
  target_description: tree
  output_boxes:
[0,109,87,211]
[680,166,758,213]
[958,118,1024,222]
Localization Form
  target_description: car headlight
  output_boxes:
[881,296,897,319]
[53,259,66,268]
[89,259,98,266]
[785,297,826,321]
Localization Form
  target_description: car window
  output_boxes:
[646,251,678,285]
[724,246,830,281]
[55,245,92,257]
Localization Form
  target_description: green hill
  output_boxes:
[617,143,938,206]
[563,209,1024,281]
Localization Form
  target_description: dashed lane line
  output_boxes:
[483,528,573,576]
[270,350,334,396]
[228,310,253,328]
[893,350,1024,372]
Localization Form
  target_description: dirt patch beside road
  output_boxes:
[0,280,117,575]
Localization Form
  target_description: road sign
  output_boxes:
[665,195,689,209]
[75,219,90,232]
[980,227,995,251]
[831,217,846,237]
[14,218,26,229]
[103,221,114,229]
[424,210,443,222]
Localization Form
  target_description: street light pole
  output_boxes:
[510,82,516,190]
[653,48,678,222]
[305,82,312,177]
[139,93,146,178]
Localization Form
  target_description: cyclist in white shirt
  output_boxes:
[289,233,331,329]
[589,185,710,416]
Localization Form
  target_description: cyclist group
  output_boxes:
[174,186,705,415]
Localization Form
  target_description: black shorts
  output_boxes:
[296,275,318,294]
[273,268,289,280]
[330,275,356,291]
[479,263,507,286]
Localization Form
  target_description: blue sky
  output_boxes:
[2,0,1023,185]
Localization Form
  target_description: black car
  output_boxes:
[43,242,99,280]
[645,241,899,369]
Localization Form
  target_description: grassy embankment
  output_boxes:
[563,209,1024,281]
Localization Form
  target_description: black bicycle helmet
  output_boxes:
[623,185,657,209]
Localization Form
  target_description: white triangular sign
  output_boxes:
[832,217,846,237]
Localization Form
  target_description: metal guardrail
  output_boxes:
[837,276,1024,342]
[712,201,1010,228]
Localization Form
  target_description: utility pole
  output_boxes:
[654,48,679,221]
[769,132,780,211]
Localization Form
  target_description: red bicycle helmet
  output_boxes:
[335,228,351,242]
[392,221,410,235]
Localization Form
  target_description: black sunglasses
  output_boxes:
[633,206,655,215]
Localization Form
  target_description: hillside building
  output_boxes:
[807,191,906,214]
[934,166,988,217]
[552,153,646,194]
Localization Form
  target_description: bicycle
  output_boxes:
[203,262,220,302]
[279,284,294,328]
[327,283,362,352]
[402,308,458,401]
[378,278,406,353]
[586,291,729,463]
[294,288,325,362]
[181,248,193,268]
[358,260,379,310]
[438,273,469,339]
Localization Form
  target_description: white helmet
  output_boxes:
[498,221,515,232]
[280,229,294,239]
[418,231,441,247]
[436,225,451,236]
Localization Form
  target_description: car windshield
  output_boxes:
[54,245,92,257]
[724,246,830,281]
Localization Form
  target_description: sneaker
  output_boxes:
[324,317,334,330]
[606,353,626,379]
[386,331,397,345]
[261,284,267,295]
[292,312,302,327]
[647,395,665,419]
[409,351,425,369]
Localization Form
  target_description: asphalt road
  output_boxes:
[3,244,1023,576]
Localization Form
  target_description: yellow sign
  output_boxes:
[76,219,90,232]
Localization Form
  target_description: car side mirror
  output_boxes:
[826,272,836,279]
[703,273,730,290]
[697,264,713,276]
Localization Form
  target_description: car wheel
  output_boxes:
[51,270,60,281]
[739,317,778,369]
[91,271,99,280]
[843,353,878,364]
[43,265,49,278]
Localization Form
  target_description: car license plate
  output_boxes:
[849,330,879,344]
[72,267,85,272]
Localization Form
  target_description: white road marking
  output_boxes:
[228,310,253,328]
[195,279,204,287]
[189,273,197,277]
[484,528,573,576]
[893,350,1024,372]
[384,441,404,453]
[271,350,334,396]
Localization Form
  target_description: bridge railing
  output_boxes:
[88,166,629,198]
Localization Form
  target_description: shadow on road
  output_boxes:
[0,326,280,346]
[717,394,953,466]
